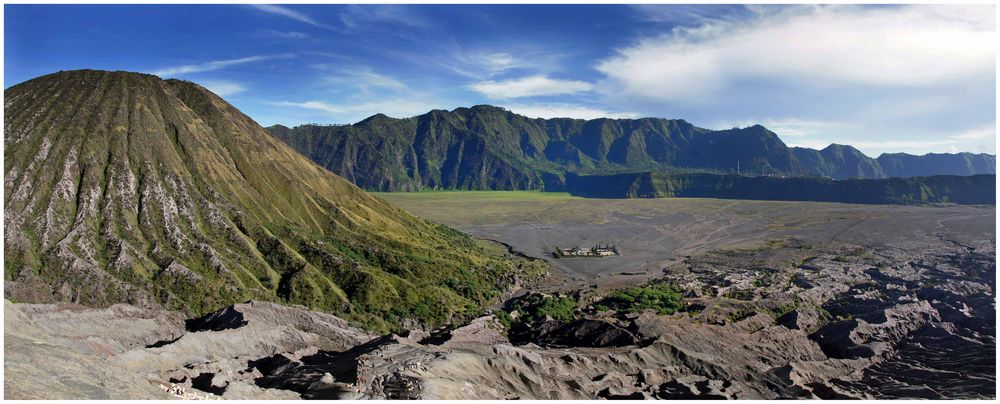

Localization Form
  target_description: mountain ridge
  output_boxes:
[268,106,995,191]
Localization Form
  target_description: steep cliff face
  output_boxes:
[3,70,534,331]
[269,108,545,191]
[269,107,994,191]
[268,107,812,191]
[792,144,884,179]
[877,152,996,177]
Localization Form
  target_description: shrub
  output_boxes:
[595,283,682,315]
[511,293,578,324]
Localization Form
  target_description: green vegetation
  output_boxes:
[752,275,772,288]
[494,309,514,330]
[727,308,758,323]
[509,293,579,325]
[765,302,800,319]
[594,283,683,315]
[723,289,755,301]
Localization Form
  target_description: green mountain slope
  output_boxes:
[4,70,540,332]
[791,144,884,179]
[564,172,995,205]
[877,152,996,177]
[269,106,995,191]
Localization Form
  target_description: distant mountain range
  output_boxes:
[267,105,995,191]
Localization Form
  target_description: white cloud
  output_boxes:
[504,103,639,120]
[277,101,343,115]
[470,76,594,99]
[441,46,569,80]
[786,124,996,155]
[441,51,528,79]
[462,52,531,77]
[327,67,407,93]
[598,5,996,102]
[846,139,964,153]
[254,29,308,40]
[786,138,960,154]
[948,125,995,141]
[471,53,521,76]
[339,5,429,30]
[785,139,837,150]
[276,99,442,123]
[249,5,329,28]
[630,4,747,26]
[714,118,858,138]
[275,99,638,124]
[151,54,292,76]
[200,80,246,97]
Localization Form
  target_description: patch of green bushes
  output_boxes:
[511,293,579,324]
[727,308,757,322]
[594,282,682,315]
[723,288,754,301]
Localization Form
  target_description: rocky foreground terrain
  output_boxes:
[5,233,994,399]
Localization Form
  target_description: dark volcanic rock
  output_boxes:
[185,306,248,331]
[778,308,820,332]
[536,318,641,348]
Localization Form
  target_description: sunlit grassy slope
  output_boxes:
[4,70,543,332]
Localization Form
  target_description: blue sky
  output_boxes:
[4,4,996,156]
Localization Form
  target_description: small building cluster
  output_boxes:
[158,383,223,400]
[554,243,620,258]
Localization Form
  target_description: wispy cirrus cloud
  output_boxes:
[252,29,309,40]
[249,4,330,28]
[339,5,430,30]
[275,98,446,123]
[151,54,293,76]
[470,76,594,99]
[630,4,753,26]
[504,103,639,120]
[325,67,407,93]
[199,80,247,97]
[444,46,570,80]
[449,51,529,78]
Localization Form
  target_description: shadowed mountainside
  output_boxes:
[3,70,540,332]
[563,172,995,205]
[268,106,995,191]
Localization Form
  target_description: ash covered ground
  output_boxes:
[5,195,995,399]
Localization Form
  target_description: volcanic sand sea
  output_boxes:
[375,191,995,291]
